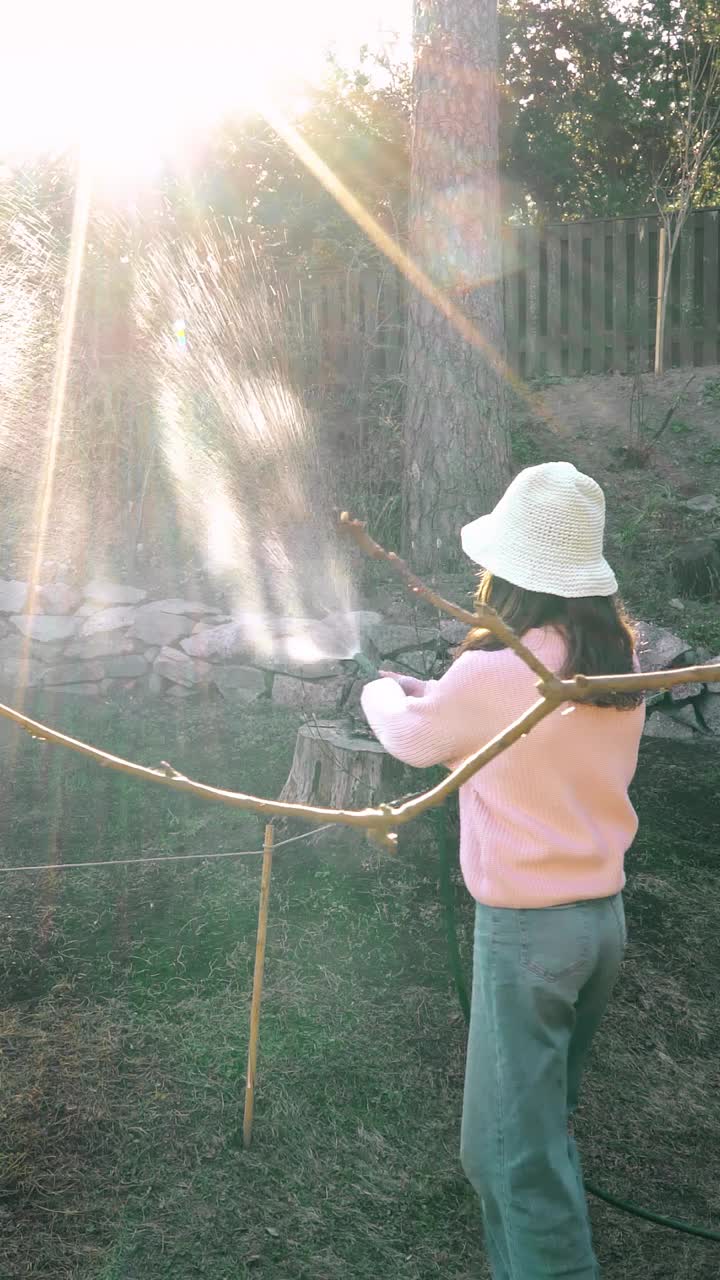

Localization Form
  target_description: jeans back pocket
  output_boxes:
[519,905,592,983]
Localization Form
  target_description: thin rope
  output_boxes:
[0,824,336,875]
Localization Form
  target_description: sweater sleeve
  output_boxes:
[360,654,484,769]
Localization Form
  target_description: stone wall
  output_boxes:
[0,578,717,739]
[0,577,460,713]
[636,622,720,741]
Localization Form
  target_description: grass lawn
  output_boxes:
[0,694,719,1279]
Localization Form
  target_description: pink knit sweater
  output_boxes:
[361,628,645,908]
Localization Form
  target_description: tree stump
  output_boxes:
[279,720,408,813]
[672,539,720,600]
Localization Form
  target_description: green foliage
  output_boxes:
[499,0,720,222]
[702,376,720,405]
[187,55,410,272]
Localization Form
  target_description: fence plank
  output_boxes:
[344,271,363,387]
[546,230,563,375]
[703,209,719,366]
[567,224,584,375]
[360,269,379,379]
[633,217,651,372]
[590,222,605,373]
[325,275,343,376]
[611,219,628,373]
[296,277,321,386]
[678,220,695,367]
[524,227,541,377]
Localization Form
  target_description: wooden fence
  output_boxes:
[504,207,720,378]
[288,207,720,385]
[285,266,406,393]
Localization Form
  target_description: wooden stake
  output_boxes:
[243,822,274,1149]
[655,223,667,375]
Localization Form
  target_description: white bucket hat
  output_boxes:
[460,461,618,598]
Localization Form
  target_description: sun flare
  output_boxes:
[0,0,409,186]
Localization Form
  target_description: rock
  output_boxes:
[347,609,384,638]
[393,651,439,677]
[635,622,689,672]
[81,606,137,637]
[0,657,43,687]
[257,656,340,680]
[168,684,194,699]
[43,682,100,697]
[75,602,103,617]
[667,703,701,729]
[83,580,147,605]
[144,647,160,662]
[154,646,213,687]
[0,634,64,663]
[374,623,439,655]
[41,661,105,685]
[684,494,719,513]
[65,632,137,660]
[132,612,193,647]
[212,665,268,703]
[705,656,720,692]
[99,655,149,679]
[439,619,469,646]
[669,681,704,702]
[180,613,360,663]
[180,620,253,661]
[303,610,383,658]
[668,598,685,612]
[0,580,28,613]
[38,583,82,615]
[137,598,222,616]
[277,623,349,664]
[272,675,344,711]
[10,615,77,643]
[100,678,139,695]
[699,696,720,733]
[145,673,166,696]
[643,713,696,741]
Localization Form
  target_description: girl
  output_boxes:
[361,461,645,1280]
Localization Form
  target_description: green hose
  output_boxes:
[432,805,470,1024]
[433,800,720,1243]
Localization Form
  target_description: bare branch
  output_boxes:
[338,512,562,691]
[0,518,716,854]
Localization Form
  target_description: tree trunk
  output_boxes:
[403,0,511,573]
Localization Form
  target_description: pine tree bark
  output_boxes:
[404,0,511,573]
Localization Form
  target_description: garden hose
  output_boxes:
[431,803,720,1243]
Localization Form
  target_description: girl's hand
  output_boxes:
[378,670,426,697]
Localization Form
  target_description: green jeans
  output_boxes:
[460,893,626,1280]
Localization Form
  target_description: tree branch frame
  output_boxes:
[0,513,717,855]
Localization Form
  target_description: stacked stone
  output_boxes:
[637,622,720,741]
[0,578,716,734]
[0,580,457,711]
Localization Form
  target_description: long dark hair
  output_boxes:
[457,572,642,709]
